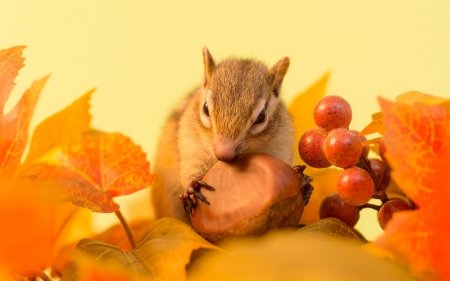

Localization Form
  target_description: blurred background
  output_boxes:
[0,0,448,240]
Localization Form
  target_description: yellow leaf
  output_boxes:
[62,218,221,281]
[296,218,365,246]
[23,89,93,166]
[288,72,329,166]
[188,231,416,281]
[360,111,386,135]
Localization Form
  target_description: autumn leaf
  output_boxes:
[289,72,329,166]
[22,131,155,212]
[188,230,416,281]
[0,46,25,109]
[360,111,386,136]
[0,179,55,276]
[360,91,450,136]
[22,87,95,274]
[0,46,93,277]
[296,217,365,246]
[0,270,17,281]
[50,204,93,277]
[61,218,222,281]
[373,97,450,280]
[52,219,151,276]
[61,241,149,281]
[0,46,47,180]
[23,89,94,166]
[0,178,92,277]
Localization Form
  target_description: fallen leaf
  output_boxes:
[94,218,151,249]
[373,97,450,280]
[296,218,365,246]
[188,230,416,281]
[61,242,148,281]
[0,45,47,179]
[78,258,137,281]
[22,131,155,212]
[51,219,151,276]
[23,89,94,166]
[61,218,221,281]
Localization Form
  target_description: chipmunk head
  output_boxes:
[199,47,290,162]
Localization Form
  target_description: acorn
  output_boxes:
[190,153,312,243]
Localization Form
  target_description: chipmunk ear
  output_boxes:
[203,47,216,87]
[270,57,290,97]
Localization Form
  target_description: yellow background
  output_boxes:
[1,0,449,240]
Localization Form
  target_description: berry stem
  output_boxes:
[115,210,136,249]
[356,155,388,203]
[379,166,391,204]
[358,203,381,211]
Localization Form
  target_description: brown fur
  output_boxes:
[151,47,295,224]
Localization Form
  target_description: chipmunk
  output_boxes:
[151,47,296,224]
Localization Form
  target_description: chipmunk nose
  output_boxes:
[213,134,239,162]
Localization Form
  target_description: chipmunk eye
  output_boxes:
[203,102,210,117]
[253,109,266,126]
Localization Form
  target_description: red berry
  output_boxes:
[369,158,386,178]
[337,167,374,206]
[314,95,352,132]
[369,158,391,190]
[324,128,362,168]
[349,130,369,158]
[298,127,331,168]
[319,193,360,228]
[378,199,412,229]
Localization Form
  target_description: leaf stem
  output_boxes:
[115,210,136,249]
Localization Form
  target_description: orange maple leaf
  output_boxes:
[23,131,155,212]
[0,181,55,276]
[0,46,47,180]
[373,97,450,281]
[360,91,450,136]
[0,46,94,277]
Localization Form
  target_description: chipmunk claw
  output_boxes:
[180,179,215,216]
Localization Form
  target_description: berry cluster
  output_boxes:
[298,95,413,229]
